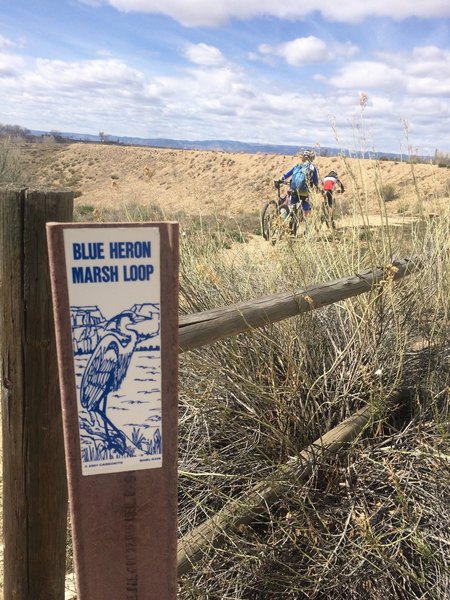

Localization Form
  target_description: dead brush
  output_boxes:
[180,416,449,600]
[176,206,449,599]
[0,136,26,183]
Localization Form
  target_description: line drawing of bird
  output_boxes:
[80,310,147,456]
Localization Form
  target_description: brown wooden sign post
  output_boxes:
[46,222,179,600]
[1,187,73,600]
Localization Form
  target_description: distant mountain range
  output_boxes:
[32,129,407,160]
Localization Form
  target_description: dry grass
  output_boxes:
[2,139,449,599]
[174,212,449,599]
[0,137,25,184]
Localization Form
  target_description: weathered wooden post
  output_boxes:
[0,186,73,599]
[47,222,179,599]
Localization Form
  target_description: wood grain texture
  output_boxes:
[179,256,422,352]
[1,187,73,600]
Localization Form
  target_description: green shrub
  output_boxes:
[379,183,397,201]
[77,204,94,215]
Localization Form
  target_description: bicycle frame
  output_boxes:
[273,179,290,206]
[261,180,308,243]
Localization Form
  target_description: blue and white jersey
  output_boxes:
[282,161,318,193]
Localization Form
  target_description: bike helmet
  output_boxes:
[303,149,316,162]
[328,170,337,178]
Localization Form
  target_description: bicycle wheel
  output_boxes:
[260,200,279,241]
[291,205,306,236]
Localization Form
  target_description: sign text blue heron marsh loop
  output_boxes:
[71,241,155,284]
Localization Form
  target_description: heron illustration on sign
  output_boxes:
[79,308,159,458]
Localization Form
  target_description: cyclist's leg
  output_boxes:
[300,196,312,234]
[326,191,336,228]
[320,191,333,228]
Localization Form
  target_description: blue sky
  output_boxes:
[1,0,450,154]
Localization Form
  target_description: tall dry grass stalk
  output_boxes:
[0,136,25,184]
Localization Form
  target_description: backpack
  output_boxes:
[290,163,309,193]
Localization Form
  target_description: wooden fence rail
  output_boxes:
[179,255,422,352]
[178,405,373,576]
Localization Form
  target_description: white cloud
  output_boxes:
[361,94,395,117]
[259,37,330,67]
[0,52,25,77]
[333,41,359,58]
[326,46,450,98]
[406,76,450,97]
[412,46,446,61]
[258,36,359,66]
[24,58,144,90]
[1,40,449,153]
[0,34,21,49]
[328,61,405,90]
[395,46,450,80]
[91,0,450,27]
[183,43,226,66]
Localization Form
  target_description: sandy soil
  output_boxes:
[21,142,450,221]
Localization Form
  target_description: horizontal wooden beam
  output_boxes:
[177,404,373,576]
[179,256,422,352]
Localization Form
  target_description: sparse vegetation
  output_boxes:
[75,203,95,217]
[173,204,449,600]
[0,137,25,184]
[434,149,450,168]
[2,139,449,599]
[379,183,397,201]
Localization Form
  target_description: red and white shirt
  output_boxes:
[322,176,338,191]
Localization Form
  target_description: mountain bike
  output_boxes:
[260,180,305,244]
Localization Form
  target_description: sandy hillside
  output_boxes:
[21,142,450,221]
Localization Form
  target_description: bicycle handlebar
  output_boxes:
[274,179,289,189]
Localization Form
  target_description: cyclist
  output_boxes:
[279,149,319,228]
[321,170,344,229]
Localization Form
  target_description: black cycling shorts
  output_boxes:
[323,190,333,208]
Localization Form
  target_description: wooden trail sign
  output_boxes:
[47,222,179,600]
